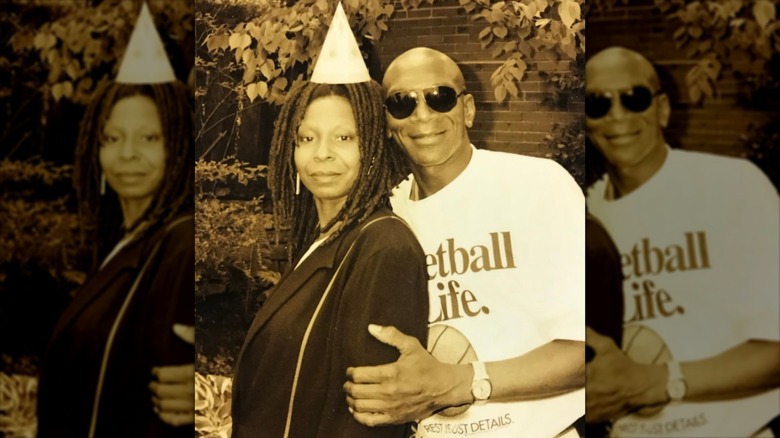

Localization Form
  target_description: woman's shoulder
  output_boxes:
[361,208,415,236]
[353,208,422,253]
[145,211,195,256]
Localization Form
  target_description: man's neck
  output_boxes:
[606,144,668,200]
[410,144,473,200]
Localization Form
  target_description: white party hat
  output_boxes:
[310,2,371,84]
[115,2,176,84]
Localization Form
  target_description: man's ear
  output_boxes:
[463,93,476,128]
[657,93,671,129]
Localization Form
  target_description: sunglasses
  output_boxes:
[586,86,663,119]
[384,86,464,120]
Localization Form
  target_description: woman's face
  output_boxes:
[99,95,166,209]
[294,95,361,207]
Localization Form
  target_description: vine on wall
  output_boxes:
[13,0,192,105]
[588,0,779,104]
[459,0,584,102]
[199,0,585,105]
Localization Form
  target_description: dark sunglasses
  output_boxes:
[384,86,464,119]
[586,86,663,119]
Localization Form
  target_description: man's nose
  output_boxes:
[606,95,630,121]
[409,97,435,122]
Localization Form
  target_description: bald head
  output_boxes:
[383,47,466,93]
[586,47,661,92]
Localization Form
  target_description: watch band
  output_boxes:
[472,361,488,381]
[470,361,492,405]
[666,360,683,381]
[665,360,687,401]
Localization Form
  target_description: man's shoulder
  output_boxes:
[672,148,754,172]
[670,148,775,191]
[475,148,575,181]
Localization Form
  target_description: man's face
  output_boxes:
[585,55,670,173]
[383,56,474,170]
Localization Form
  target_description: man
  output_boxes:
[342,47,586,438]
[584,46,780,437]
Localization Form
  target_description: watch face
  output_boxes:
[472,379,492,401]
[667,379,687,401]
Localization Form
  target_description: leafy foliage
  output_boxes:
[0,372,37,438]
[194,158,279,298]
[198,0,585,106]
[195,372,232,438]
[11,0,192,105]
[460,0,585,102]
[741,119,780,191]
[200,0,395,105]
[545,119,585,189]
[0,159,85,285]
[588,0,779,104]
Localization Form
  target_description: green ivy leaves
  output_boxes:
[470,0,584,103]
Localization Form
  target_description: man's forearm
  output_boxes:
[620,340,780,412]
[443,339,586,407]
[683,340,780,401]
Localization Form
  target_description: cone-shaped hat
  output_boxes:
[116,2,176,84]
[310,2,371,84]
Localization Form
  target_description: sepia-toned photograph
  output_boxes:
[193,0,585,437]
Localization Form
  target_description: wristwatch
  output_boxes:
[470,361,492,405]
[665,360,687,402]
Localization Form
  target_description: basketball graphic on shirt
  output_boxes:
[622,324,672,365]
[622,324,673,417]
[427,324,478,417]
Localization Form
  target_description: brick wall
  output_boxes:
[588,1,771,157]
[374,0,582,157]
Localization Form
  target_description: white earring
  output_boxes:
[295,172,300,195]
[100,172,106,195]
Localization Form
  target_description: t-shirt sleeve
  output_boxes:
[537,161,586,342]
[721,164,780,342]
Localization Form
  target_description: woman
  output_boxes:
[230,80,429,438]
[36,80,194,438]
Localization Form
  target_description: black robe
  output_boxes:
[36,212,194,438]
[232,208,429,438]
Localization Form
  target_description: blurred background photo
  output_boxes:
[0,1,193,436]
[585,1,779,437]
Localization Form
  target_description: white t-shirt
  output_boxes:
[587,148,780,437]
[391,146,585,438]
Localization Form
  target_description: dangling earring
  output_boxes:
[295,172,300,195]
[100,172,106,195]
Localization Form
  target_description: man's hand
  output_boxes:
[343,324,472,427]
[585,327,667,423]
[150,324,195,426]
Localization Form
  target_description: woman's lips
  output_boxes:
[114,172,147,182]
[309,171,341,181]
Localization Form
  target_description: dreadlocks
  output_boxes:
[268,80,409,265]
[73,80,194,264]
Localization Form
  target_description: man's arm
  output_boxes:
[343,325,585,426]
[586,327,780,423]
